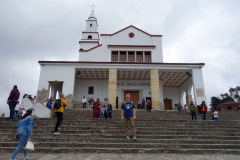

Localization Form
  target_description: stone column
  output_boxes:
[187,95,192,106]
[150,69,161,110]
[108,68,117,109]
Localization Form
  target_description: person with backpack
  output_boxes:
[107,101,112,119]
[121,93,137,140]
[53,93,67,134]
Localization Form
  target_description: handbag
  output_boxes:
[25,138,34,151]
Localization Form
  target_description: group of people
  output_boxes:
[136,98,151,111]
[177,101,218,121]
[23,94,37,104]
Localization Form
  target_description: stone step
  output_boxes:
[1,130,240,136]
[1,126,240,132]
[2,142,240,149]
[1,133,240,140]
[2,138,240,144]
[0,147,240,154]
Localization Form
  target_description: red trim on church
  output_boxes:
[79,44,102,52]
[79,41,99,43]
[108,45,156,48]
[100,25,162,37]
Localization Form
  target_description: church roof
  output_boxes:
[100,25,162,37]
[38,61,205,66]
[88,10,96,20]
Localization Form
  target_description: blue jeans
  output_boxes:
[100,112,104,118]
[202,111,206,120]
[9,101,17,119]
[11,135,28,159]
[83,103,86,109]
[178,109,181,114]
[14,111,18,118]
[214,117,218,120]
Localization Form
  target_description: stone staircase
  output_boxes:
[1,110,240,154]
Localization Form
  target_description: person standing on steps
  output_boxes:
[201,101,207,120]
[54,93,67,134]
[177,103,182,115]
[107,101,112,119]
[7,85,20,119]
[11,109,34,160]
[92,99,100,118]
[146,98,151,112]
[189,101,197,120]
[121,93,137,140]
[82,96,87,109]
[141,98,145,110]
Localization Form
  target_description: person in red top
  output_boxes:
[92,99,100,118]
[201,101,207,120]
[7,85,20,119]
[147,99,151,112]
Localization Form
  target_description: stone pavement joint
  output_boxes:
[1,153,240,160]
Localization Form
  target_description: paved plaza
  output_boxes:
[2,153,240,160]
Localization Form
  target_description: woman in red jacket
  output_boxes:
[201,101,207,120]
[92,99,100,118]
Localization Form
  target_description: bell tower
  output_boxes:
[79,10,100,51]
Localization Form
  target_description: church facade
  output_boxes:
[37,10,207,110]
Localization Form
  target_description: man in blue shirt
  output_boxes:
[141,98,146,110]
[121,93,137,140]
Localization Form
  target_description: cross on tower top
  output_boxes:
[90,3,96,10]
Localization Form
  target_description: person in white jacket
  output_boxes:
[82,96,87,109]
[14,101,20,118]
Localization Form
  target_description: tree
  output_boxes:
[210,86,240,104]
[229,86,240,102]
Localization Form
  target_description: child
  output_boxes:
[100,105,105,118]
[213,109,218,120]
[104,105,109,119]
[14,101,20,118]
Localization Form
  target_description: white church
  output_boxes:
[37,10,207,110]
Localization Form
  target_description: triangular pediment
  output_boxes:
[100,25,162,37]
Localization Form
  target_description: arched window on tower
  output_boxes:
[90,24,92,27]
[88,35,92,39]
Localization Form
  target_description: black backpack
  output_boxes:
[54,99,62,109]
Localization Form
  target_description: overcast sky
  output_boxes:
[0,0,240,116]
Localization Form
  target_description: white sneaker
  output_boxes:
[53,132,60,134]
[133,136,137,140]
[126,135,129,139]
[23,157,30,160]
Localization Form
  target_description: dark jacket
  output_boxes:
[8,88,20,101]
[108,104,112,113]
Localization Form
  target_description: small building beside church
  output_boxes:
[37,10,207,110]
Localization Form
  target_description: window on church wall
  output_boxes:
[120,51,126,61]
[88,86,94,94]
[128,51,135,61]
[88,35,92,39]
[145,51,151,62]
[136,51,143,62]
[90,24,92,27]
[111,51,118,61]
